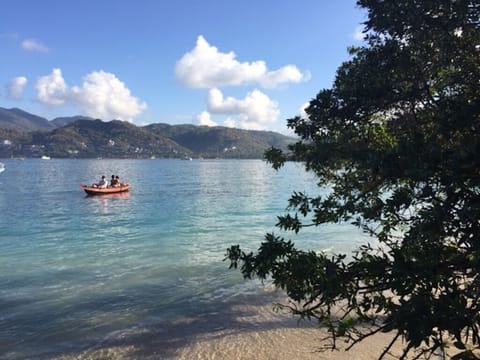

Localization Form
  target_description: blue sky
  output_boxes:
[1,0,366,133]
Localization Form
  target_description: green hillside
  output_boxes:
[0,113,294,159]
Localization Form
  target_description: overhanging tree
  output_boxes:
[226,0,480,358]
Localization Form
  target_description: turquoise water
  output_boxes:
[0,159,367,359]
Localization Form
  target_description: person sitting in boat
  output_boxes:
[92,175,108,188]
[110,175,122,187]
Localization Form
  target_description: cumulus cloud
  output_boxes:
[34,68,146,121]
[70,71,147,121]
[196,111,218,127]
[6,76,28,99]
[175,35,309,89]
[36,68,68,105]
[205,88,279,130]
[21,38,49,52]
[299,101,310,119]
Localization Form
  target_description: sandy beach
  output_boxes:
[52,288,424,360]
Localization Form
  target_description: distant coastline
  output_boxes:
[0,107,294,160]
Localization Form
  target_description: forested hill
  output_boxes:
[0,107,294,159]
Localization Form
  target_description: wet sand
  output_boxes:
[52,288,419,360]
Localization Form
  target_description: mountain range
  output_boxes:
[0,107,294,159]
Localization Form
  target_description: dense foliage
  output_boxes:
[226,0,480,358]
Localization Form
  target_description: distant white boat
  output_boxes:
[0,162,4,173]
[41,155,51,160]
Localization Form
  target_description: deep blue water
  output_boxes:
[0,159,367,359]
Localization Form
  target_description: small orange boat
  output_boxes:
[80,184,130,195]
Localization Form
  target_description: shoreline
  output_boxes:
[51,288,411,360]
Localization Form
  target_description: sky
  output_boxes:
[1,0,367,134]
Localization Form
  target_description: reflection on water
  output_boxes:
[84,191,131,214]
[85,191,131,200]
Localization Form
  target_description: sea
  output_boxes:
[0,158,369,359]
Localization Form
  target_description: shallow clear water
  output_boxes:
[0,159,368,359]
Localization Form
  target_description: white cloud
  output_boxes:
[223,118,235,128]
[206,88,279,130]
[34,68,147,121]
[196,111,217,127]
[175,35,309,89]
[299,101,311,120]
[36,68,68,105]
[353,25,365,41]
[71,71,147,121]
[260,65,311,88]
[6,76,28,99]
[21,38,49,52]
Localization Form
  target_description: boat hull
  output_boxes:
[81,184,130,195]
